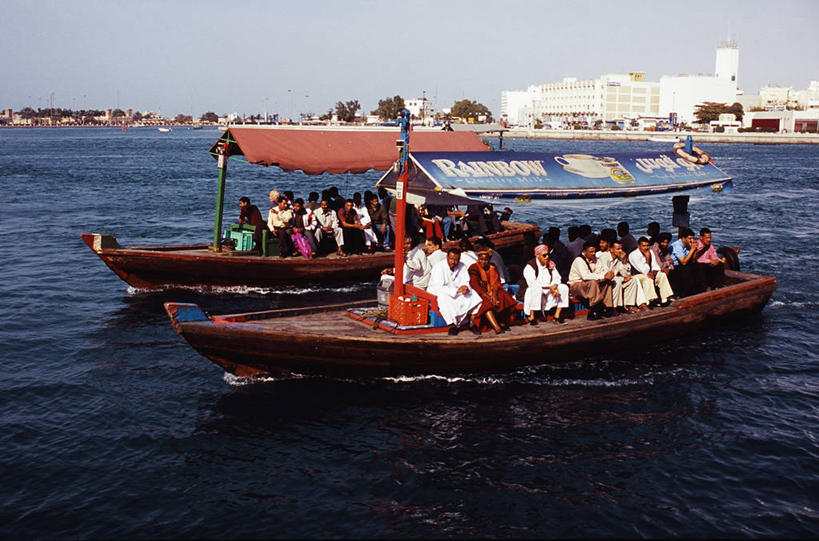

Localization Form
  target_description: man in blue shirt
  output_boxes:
[669,228,700,296]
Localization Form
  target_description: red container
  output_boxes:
[388,295,429,326]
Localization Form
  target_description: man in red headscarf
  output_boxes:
[468,248,517,334]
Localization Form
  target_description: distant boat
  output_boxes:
[647,136,678,143]
[158,127,172,133]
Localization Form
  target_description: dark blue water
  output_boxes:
[1,128,817,538]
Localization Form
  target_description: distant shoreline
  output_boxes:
[3,124,818,145]
[499,128,819,145]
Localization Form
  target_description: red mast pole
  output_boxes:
[393,110,411,297]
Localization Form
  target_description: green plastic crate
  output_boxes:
[226,228,254,251]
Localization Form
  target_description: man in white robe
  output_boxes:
[597,238,647,312]
[425,237,447,268]
[403,236,431,289]
[428,249,482,335]
[521,244,569,325]
[354,193,378,252]
[629,236,674,306]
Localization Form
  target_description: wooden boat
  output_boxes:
[164,269,776,377]
[160,122,775,379]
[79,221,539,289]
[81,125,513,290]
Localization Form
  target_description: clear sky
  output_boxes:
[1,0,817,119]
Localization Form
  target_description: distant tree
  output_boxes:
[694,102,735,124]
[728,102,744,122]
[200,111,218,123]
[450,99,493,122]
[174,114,192,123]
[319,108,333,121]
[19,107,37,118]
[371,95,405,121]
[335,99,360,122]
[132,111,144,121]
[112,108,125,118]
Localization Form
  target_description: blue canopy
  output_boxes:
[377,150,732,201]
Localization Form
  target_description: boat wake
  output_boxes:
[222,363,693,388]
[127,283,371,296]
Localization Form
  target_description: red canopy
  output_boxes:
[211,125,489,175]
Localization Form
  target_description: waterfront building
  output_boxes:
[744,109,819,132]
[501,72,659,126]
[759,85,794,108]
[502,41,744,128]
[501,86,541,126]
[793,81,819,109]
[715,40,740,87]
[658,73,738,125]
[405,97,436,121]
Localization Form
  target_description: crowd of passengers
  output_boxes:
[382,220,728,336]
[235,186,507,259]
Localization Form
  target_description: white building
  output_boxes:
[501,86,541,126]
[502,41,746,127]
[715,40,739,87]
[659,74,738,125]
[501,72,659,126]
[405,97,436,121]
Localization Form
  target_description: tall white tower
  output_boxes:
[715,40,739,90]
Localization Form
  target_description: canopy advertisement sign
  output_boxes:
[408,151,732,200]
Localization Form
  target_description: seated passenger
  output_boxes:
[327,186,345,211]
[353,192,378,253]
[315,199,346,257]
[290,198,315,258]
[404,233,431,289]
[568,240,615,320]
[669,228,699,297]
[445,206,466,240]
[428,248,483,336]
[458,237,478,268]
[425,236,447,268]
[629,237,675,306]
[238,196,265,251]
[267,197,295,258]
[474,237,509,284]
[618,221,638,255]
[468,249,518,334]
[543,227,570,282]
[647,221,661,246]
[367,193,390,249]
[694,227,726,291]
[518,244,569,326]
[599,238,647,313]
[419,205,446,240]
[338,199,366,255]
[566,226,584,261]
[651,232,675,274]
[305,192,321,211]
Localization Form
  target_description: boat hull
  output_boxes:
[165,270,776,377]
[81,222,540,289]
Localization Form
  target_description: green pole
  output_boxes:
[212,143,228,251]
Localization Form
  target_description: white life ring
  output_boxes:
[674,142,711,165]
